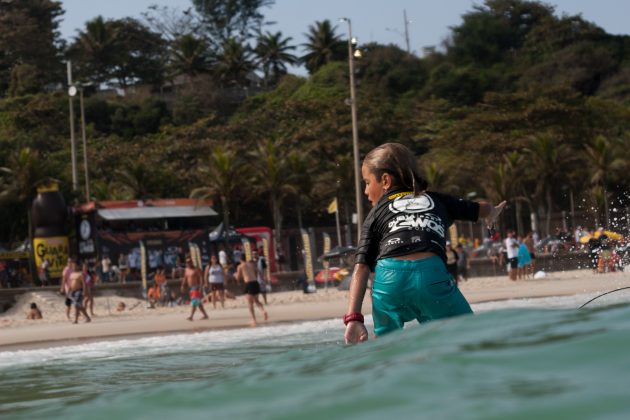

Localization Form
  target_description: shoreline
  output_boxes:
[1,268,628,351]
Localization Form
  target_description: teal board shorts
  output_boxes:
[372,256,473,336]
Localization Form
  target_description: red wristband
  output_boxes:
[343,312,364,325]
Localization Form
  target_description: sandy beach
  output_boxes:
[1,268,628,350]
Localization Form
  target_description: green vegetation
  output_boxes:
[1,0,630,246]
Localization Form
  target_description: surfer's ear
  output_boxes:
[381,172,393,191]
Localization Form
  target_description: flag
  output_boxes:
[327,198,338,214]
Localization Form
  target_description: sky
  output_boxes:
[59,0,630,74]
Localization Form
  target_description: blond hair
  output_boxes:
[363,143,428,195]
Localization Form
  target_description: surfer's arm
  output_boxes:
[347,263,369,315]
[344,263,370,344]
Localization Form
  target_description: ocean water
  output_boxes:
[2,291,630,419]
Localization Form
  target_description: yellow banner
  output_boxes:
[262,237,271,279]
[140,241,147,291]
[327,198,337,214]
[33,236,69,278]
[301,229,314,281]
[242,239,252,262]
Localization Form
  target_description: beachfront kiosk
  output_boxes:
[73,199,218,274]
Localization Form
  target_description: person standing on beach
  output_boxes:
[118,253,129,283]
[68,260,91,324]
[523,231,536,272]
[455,244,470,282]
[204,255,225,309]
[180,257,209,321]
[344,143,505,344]
[82,262,96,317]
[236,254,268,326]
[504,230,519,281]
[253,249,268,304]
[60,258,73,320]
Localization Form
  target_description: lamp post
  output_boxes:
[340,17,364,244]
[68,83,90,202]
[67,61,78,192]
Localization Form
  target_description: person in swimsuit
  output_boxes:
[60,258,73,320]
[344,143,505,344]
[26,302,43,320]
[180,257,209,321]
[68,260,91,324]
[204,255,226,309]
[82,262,96,317]
[236,254,268,326]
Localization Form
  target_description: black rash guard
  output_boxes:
[355,189,480,270]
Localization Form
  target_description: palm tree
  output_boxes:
[524,134,574,236]
[301,20,345,74]
[285,150,313,231]
[114,160,153,199]
[484,152,528,234]
[582,135,626,228]
[0,147,51,243]
[249,139,296,248]
[0,148,49,205]
[214,37,255,87]
[168,33,213,82]
[254,31,298,86]
[190,144,243,231]
[313,154,355,242]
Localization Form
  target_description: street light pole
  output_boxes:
[340,17,364,244]
[66,61,78,192]
[79,87,90,201]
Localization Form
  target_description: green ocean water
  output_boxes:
[1,294,630,419]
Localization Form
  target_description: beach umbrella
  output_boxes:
[595,230,624,241]
[579,235,592,244]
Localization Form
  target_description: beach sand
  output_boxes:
[1,269,628,350]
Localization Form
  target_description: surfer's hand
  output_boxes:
[485,201,506,228]
[345,321,368,344]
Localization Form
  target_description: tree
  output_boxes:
[447,0,553,66]
[524,134,574,236]
[0,0,65,96]
[301,20,345,74]
[190,144,243,231]
[249,138,295,248]
[114,159,154,199]
[0,147,51,243]
[254,31,297,86]
[168,34,213,82]
[67,17,166,88]
[214,37,255,87]
[285,150,313,231]
[67,16,121,86]
[192,0,274,45]
[582,135,626,228]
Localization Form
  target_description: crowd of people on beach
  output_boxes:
[51,246,271,326]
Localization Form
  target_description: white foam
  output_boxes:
[3,290,628,369]
[0,318,358,370]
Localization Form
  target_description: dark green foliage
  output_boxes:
[0,0,65,97]
[2,0,630,244]
[192,0,274,44]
